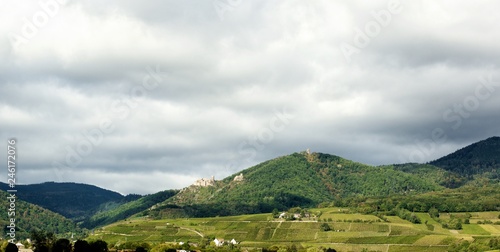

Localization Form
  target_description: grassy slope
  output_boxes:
[93,208,500,252]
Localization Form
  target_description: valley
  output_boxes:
[92,207,500,252]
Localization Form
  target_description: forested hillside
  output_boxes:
[392,163,468,188]
[82,189,178,228]
[0,190,84,240]
[430,136,500,177]
[148,152,444,218]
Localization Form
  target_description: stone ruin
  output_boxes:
[233,173,244,182]
[194,176,215,187]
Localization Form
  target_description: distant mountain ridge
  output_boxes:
[0,181,125,222]
[0,181,178,231]
[430,136,500,177]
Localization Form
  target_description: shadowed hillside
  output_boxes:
[430,136,500,177]
[0,182,124,221]
[0,190,84,240]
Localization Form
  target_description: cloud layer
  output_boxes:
[1,0,500,194]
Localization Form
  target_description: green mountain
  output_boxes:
[0,190,84,240]
[148,152,444,218]
[0,182,125,222]
[147,137,500,218]
[430,136,500,177]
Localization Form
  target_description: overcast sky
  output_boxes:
[1,1,499,195]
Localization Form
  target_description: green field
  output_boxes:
[91,208,500,252]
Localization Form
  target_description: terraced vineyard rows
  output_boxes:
[91,208,500,252]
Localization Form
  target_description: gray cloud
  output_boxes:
[1,1,500,194]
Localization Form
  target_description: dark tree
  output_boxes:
[135,247,147,252]
[320,223,331,231]
[324,248,337,252]
[272,208,279,218]
[428,207,439,218]
[53,239,72,252]
[89,240,108,252]
[490,237,500,249]
[36,245,50,252]
[74,240,91,252]
[30,230,56,252]
[6,243,19,252]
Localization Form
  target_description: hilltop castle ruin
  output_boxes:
[194,176,215,187]
[233,173,244,182]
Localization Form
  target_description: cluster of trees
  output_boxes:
[337,185,500,216]
[441,218,463,230]
[320,223,331,231]
[262,244,337,252]
[394,208,421,224]
[29,230,108,252]
[477,219,500,224]
[112,242,150,252]
[357,206,422,224]
[448,237,500,252]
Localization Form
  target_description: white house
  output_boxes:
[214,238,225,247]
